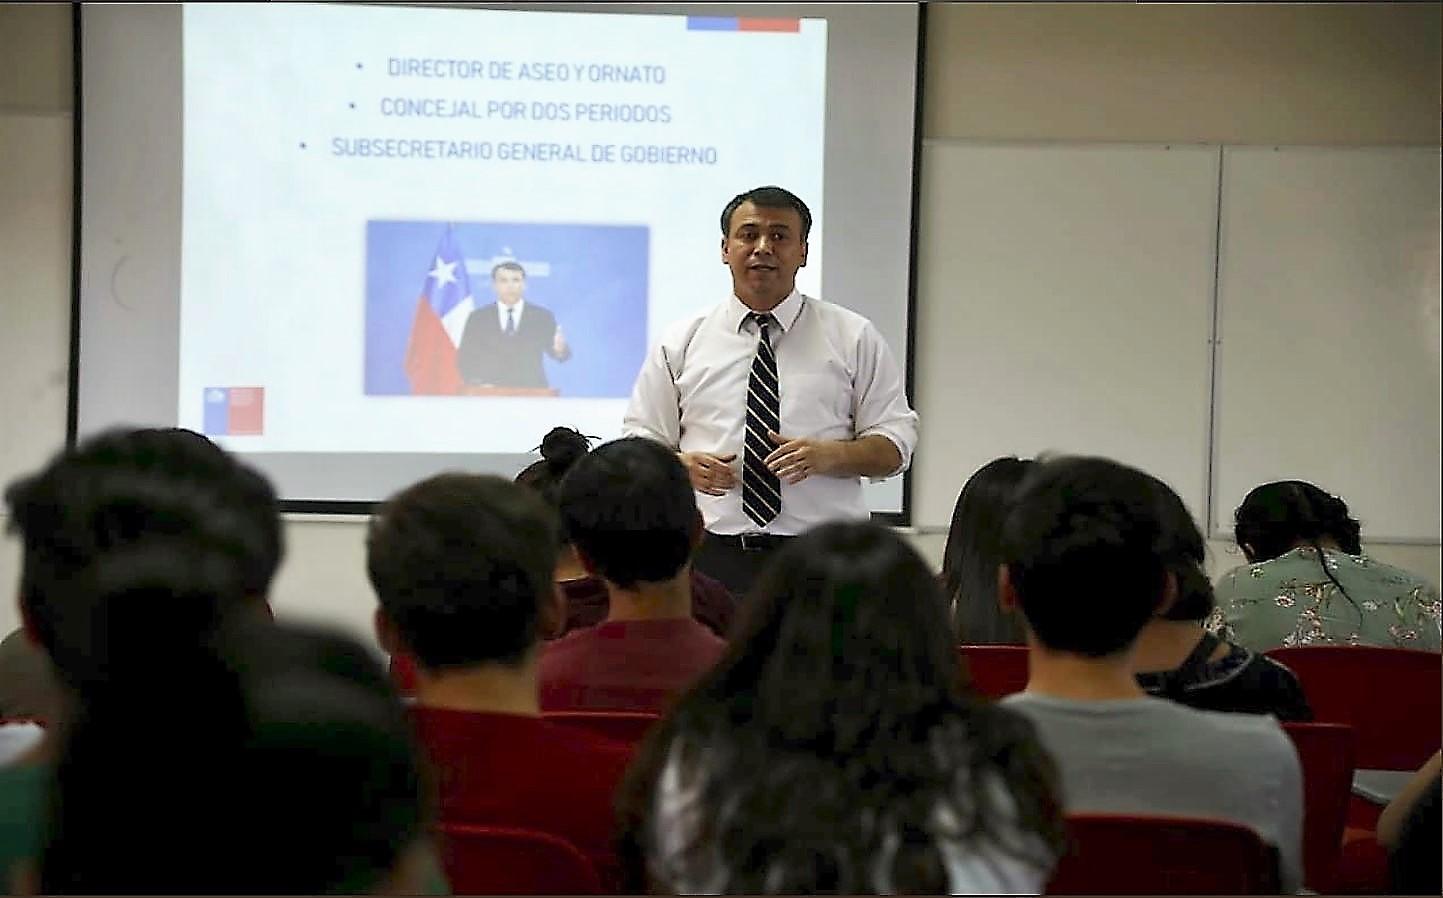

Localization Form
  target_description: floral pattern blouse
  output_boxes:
[1209,546,1442,653]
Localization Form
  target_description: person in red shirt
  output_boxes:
[540,437,728,714]
[367,474,633,890]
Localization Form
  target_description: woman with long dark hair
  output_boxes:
[942,458,1033,644]
[617,521,1064,894]
[1213,481,1440,651]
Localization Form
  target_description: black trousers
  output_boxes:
[692,532,794,599]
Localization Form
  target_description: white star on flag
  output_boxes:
[428,256,458,289]
[207,389,226,402]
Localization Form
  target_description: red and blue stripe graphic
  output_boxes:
[686,16,800,33]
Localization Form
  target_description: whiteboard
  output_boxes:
[1212,146,1442,543]
[912,141,1220,527]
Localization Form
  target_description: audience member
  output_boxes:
[0,427,283,891]
[941,457,1033,644]
[1378,750,1441,895]
[1130,487,1312,720]
[1213,480,1441,651]
[367,473,633,888]
[540,437,727,713]
[517,426,737,638]
[617,521,1064,894]
[37,575,432,894]
[997,456,1304,892]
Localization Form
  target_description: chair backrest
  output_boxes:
[543,709,661,744]
[436,822,602,894]
[1282,721,1356,893]
[958,644,1029,699]
[1266,646,1440,769]
[1047,813,1281,895]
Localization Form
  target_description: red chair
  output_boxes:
[1047,813,1281,894]
[1282,721,1355,892]
[543,710,661,744]
[958,644,1029,699]
[436,822,602,894]
[1266,646,1440,770]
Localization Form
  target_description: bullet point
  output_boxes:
[299,142,307,149]
[355,62,363,70]
[348,101,356,109]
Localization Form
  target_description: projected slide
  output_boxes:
[178,3,826,453]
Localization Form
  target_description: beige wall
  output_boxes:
[925,2,1442,144]
[1,3,1439,644]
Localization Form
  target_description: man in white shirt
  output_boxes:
[623,186,918,594]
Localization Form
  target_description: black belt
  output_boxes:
[706,532,795,552]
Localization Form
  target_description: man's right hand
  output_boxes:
[679,451,738,496]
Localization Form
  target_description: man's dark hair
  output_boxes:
[720,185,813,240]
[1001,456,1193,657]
[559,437,698,589]
[3,427,283,684]
[366,473,558,670]
[491,260,526,279]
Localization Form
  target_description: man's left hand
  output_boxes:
[553,326,568,356]
[764,431,841,484]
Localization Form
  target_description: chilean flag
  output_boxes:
[404,225,474,394]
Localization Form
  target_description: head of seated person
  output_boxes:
[942,456,1034,644]
[1234,480,1362,563]
[560,437,702,622]
[367,473,560,713]
[1000,456,1187,689]
[514,426,594,586]
[616,520,1064,894]
[4,426,282,710]
[37,581,429,895]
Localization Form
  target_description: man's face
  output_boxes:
[493,269,526,305]
[722,201,808,308]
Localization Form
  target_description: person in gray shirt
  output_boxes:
[994,456,1304,893]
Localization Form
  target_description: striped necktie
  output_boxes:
[743,312,782,527]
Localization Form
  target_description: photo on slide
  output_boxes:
[364,220,649,398]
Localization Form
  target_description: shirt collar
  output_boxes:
[727,289,804,334]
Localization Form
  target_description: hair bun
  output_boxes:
[539,427,591,473]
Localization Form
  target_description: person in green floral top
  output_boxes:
[1210,481,1441,652]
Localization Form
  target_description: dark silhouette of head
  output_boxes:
[514,427,593,546]
[4,427,282,691]
[40,616,426,894]
[560,437,699,589]
[942,457,1034,643]
[1001,456,1197,656]
[366,473,558,671]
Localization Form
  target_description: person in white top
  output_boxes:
[623,186,918,594]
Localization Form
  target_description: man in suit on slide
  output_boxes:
[457,261,571,390]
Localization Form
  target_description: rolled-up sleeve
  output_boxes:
[622,338,682,449]
[853,323,918,478]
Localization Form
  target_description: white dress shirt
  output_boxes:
[496,298,525,331]
[623,291,918,535]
